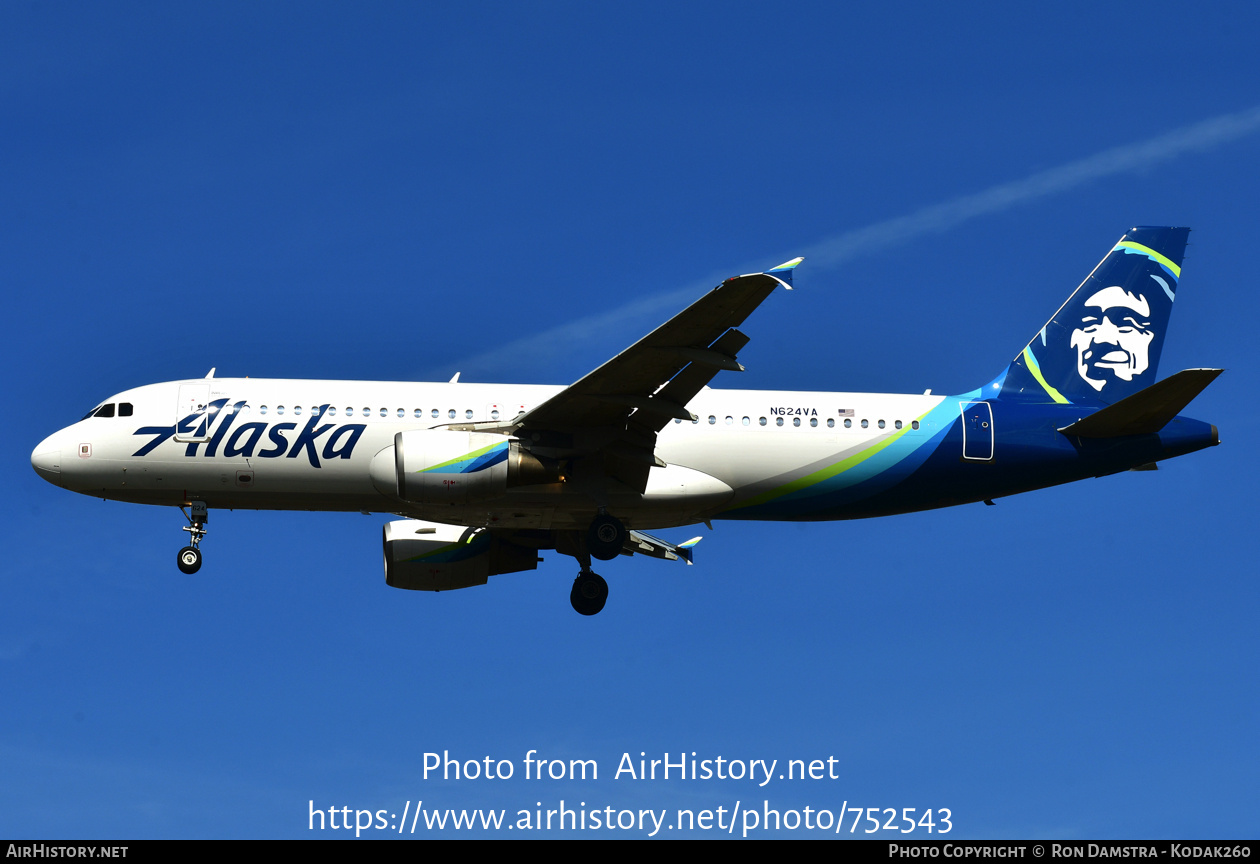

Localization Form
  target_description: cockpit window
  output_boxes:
[94,403,116,418]
[118,403,133,417]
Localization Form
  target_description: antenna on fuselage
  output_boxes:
[205,367,216,378]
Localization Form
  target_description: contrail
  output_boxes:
[454,106,1260,378]
[802,106,1260,267]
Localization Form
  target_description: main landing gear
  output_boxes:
[586,512,626,561]
[177,501,208,574]
[571,570,608,616]
[564,511,625,615]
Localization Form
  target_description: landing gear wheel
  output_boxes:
[570,571,608,616]
[587,514,626,561]
[177,546,202,574]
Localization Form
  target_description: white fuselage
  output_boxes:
[32,377,946,531]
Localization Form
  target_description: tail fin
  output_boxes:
[998,227,1190,405]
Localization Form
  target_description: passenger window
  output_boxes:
[827,418,834,428]
[776,417,784,427]
[708,416,716,425]
[878,419,885,429]
[260,405,269,415]
[362,407,370,417]
[432,409,440,418]
[674,418,681,424]
[294,406,303,416]
[380,408,388,417]
[414,409,423,418]
[793,417,801,427]
[810,417,818,427]
[742,417,750,426]
[861,419,868,428]
[844,418,851,428]
[327,407,336,417]
[725,416,733,425]
[895,420,902,429]
[491,409,500,420]
[397,408,405,418]
[912,421,920,430]
[759,417,767,426]
[277,406,285,415]
[448,409,456,419]
[466,409,473,419]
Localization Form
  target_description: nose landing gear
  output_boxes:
[177,501,208,574]
[177,545,202,574]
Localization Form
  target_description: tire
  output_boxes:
[587,514,625,561]
[570,572,608,616]
[177,546,202,574]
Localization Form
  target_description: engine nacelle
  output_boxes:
[382,519,539,591]
[370,430,559,504]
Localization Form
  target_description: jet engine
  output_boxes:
[382,519,539,591]
[370,430,560,504]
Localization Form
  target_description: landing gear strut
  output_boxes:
[558,516,622,615]
[557,530,611,616]
[177,501,208,574]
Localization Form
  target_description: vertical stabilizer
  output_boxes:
[999,227,1189,405]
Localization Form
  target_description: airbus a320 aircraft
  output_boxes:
[31,227,1220,615]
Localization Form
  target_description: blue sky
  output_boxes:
[3,2,1257,839]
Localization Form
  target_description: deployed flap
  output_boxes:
[636,327,751,435]
[1058,368,1222,438]
[515,259,802,434]
[625,529,702,565]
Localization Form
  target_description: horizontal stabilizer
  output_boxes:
[1059,368,1222,438]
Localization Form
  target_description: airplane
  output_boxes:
[30,227,1221,616]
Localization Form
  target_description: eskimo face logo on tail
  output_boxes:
[1069,285,1155,391]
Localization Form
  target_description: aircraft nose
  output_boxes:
[31,435,64,487]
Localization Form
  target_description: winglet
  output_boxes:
[677,535,703,565]
[766,257,804,288]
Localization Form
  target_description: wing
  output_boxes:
[455,257,803,492]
